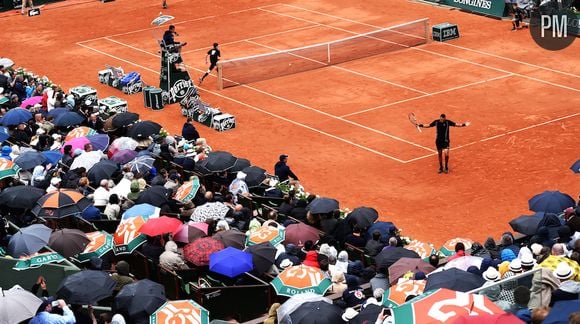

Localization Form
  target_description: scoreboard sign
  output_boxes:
[432,23,460,42]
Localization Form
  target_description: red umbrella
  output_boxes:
[138,216,182,237]
[451,313,524,324]
[284,223,320,247]
[183,237,224,266]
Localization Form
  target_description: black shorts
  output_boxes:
[436,141,450,150]
[208,62,218,71]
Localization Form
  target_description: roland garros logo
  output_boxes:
[153,301,205,324]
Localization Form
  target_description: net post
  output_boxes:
[424,18,430,43]
[327,44,331,64]
[217,63,223,90]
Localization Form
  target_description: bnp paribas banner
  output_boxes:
[442,0,507,18]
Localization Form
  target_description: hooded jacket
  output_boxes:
[159,241,187,270]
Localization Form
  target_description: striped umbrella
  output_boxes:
[0,158,21,180]
[150,300,209,324]
[174,177,201,203]
[439,238,473,257]
[124,155,155,174]
[114,216,147,255]
[74,231,114,263]
[31,190,92,218]
[65,126,97,142]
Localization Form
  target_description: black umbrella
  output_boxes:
[242,166,267,187]
[0,186,46,209]
[509,212,545,236]
[213,230,246,250]
[349,207,379,229]
[289,301,343,324]
[424,268,486,292]
[127,121,162,139]
[49,229,90,258]
[135,186,171,206]
[193,163,212,176]
[112,112,140,128]
[7,224,51,258]
[113,279,166,324]
[53,111,85,127]
[350,304,384,324]
[87,159,119,185]
[57,270,116,305]
[307,197,339,214]
[14,151,46,170]
[229,158,251,173]
[245,242,277,275]
[528,190,575,214]
[197,151,238,172]
[375,247,420,268]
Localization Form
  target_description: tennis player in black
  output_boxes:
[419,114,469,173]
[198,43,220,85]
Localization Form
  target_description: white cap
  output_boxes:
[341,308,359,321]
[236,171,246,180]
[50,177,61,186]
[483,267,500,281]
[554,262,573,280]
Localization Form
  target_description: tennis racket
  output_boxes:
[408,112,422,132]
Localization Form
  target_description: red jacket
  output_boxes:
[302,251,320,268]
[447,250,466,262]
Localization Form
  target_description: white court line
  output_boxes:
[280,3,580,79]
[76,42,408,163]
[260,7,579,93]
[341,74,514,118]
[245,39,428,95]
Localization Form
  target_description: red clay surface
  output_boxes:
[1,0,578,246]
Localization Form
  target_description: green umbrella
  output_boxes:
[74,231,114,262]
[150,300,209,324]
[271,265,332,297]
[13,252,65,271]
[0,158,21,180]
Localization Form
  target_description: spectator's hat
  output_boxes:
[279,259,293,269]
[500,249,516,262]
[236,171,246,180]
[36,128,45,135]
[521,254,535,267]
[50,177,61,186]
[509,259,522,272]
[530,243,543,256]
[553,262,573,280]
[33,103,42,109]
[37,296,57,313]
[279,154,288,161]
[482,267,500,282]
[414,271,426,280]
[341,308,359,321]
[73,148,83,157]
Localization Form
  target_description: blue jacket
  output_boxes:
[30,306,76,324]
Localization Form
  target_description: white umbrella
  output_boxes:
[191,202,230,223]
[0,58,14,68]
[109,177,132,199]
[70,151,103,171]
[0,285,42,324]
[277,293,332,324]
[443,256,483,272]
[110,137,138,152]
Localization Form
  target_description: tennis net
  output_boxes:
[217,18,429,89]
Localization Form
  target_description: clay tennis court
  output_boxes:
[2,0,579,246]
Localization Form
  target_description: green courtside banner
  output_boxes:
[442,0,507,18]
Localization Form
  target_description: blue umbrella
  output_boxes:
[571,160,580,174]
[53,111,85,127]
[47,108,70,118]
[544,300,580,324]
[122,203,160,220]
[0,126,9,143]
[1,108,32,126]
[307,197,339,214]
[209,246,253,278]
[529,190,576,214]
[14,151,46,170]
[7,224,52,258]
[509,212,545,236]
[88,134,110,151]
[366,221,397,243]
[424,268,485,292]
[42,151,63,165]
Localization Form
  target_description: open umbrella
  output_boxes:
[190,202,230,223]
[350,304,385,324]
[366,221,398,243]
[452,313,524,323]
[42,151,63,165]
[87,159,119,185]
[57,270,116,305]
[62,136,91,154]
[183,237,224,266]
[111,149,137,164]
[12,252,65,271]
[571,160,580,174]
[112,112,139,128]
[0,185,45,209]
[173,223,207,243]
[529,190,576,214]
[271,265,332,297]
[125,155,155,174]
[139,216,182,237]
[390,288,506,324]
[1,108,32,126]
[284,223,320,247]
[122,203,160,220]
[443,256,484,272]
[348,207,379,229]
[114,216,148,255]
[245,242,277,275]
[14,151,46,170]
[87,133,110,151]
[0,126,9,143]
[0,158,21,180]
[405,240,437,261]
[242,166,267,187]
[425,268,485,292]
[136,186,171,206]
[277,293,332,324]
[174,177,201,203]
[53,111,85,127]
[213,230,246,250]
[65,126,97,141]
[388,257,436,284]
[114,280,166,324]
[150,300,209,324]
[70,151,103,171]
[7,224,52,258]
[19,96,42,108]
[383,279,426,307]
[307,197,339,214]
[544,300,580,323]
[375,247,420,269]
[74,231,114,262]
[229,158,251,173]
[47,107,70,118]
[128,121,162,139]
[49,229,90,258]
[246,226,285,247]
[108,137,139,158]
[32,190,92,218]
[209,246,253,278]
[538,255,580,281]
[0,57,15,68]
[196,151,238,172]
[440,238,474,257]
[0,285,42,324]
[289,301,343,324]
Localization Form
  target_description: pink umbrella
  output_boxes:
[20,96,43,108]
[174,222,208,243]
[61,137,90,155]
